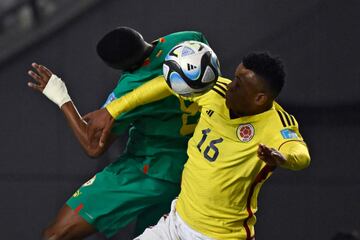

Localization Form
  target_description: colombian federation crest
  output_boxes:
[236,124,255,142]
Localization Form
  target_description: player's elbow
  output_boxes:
[294,155,311,171]
[83,145,104,158]
[286,153,311,171]
[87,150,104,158]
[303,154,311,169]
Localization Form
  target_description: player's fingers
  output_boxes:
[39,65,51,79]
[262,145,273,156]
[31,62,41,73]
[271,151,285,164]
[270,151,281,158]
[40,65,53,77]
[82,113,92,123]
[257,147,262,154]
[87,124,98,141]
[99,127,111,147]
[27,81,42,91]
[257,148,265,157]
[258,143,265,151]
[28,70,43,83]
[32,63,48,79]
[258,154,266,161]
[258,144,269,157]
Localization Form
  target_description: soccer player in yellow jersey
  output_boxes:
[125,52,309,240]
[82,51,310,239]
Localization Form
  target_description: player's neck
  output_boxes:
[229,103,273,119]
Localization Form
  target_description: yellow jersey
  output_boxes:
[176,77,310,239]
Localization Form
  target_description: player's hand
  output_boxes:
[83,108,115,148]
[27,63,53,92]
[257,143,286,167]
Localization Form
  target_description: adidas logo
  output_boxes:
[187,63,197,71]
[206,109,214,117]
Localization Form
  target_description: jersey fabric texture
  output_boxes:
[66,31,208,237]
[175,77,310,240]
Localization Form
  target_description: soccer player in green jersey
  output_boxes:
[27,27,208,239]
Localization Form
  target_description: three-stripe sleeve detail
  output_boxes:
[212,82,227,98]
[277,110,297,127]
[276,110,287,127]
[212,87,226,98]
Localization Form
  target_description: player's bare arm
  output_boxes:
[27,62,114,157]
[83,108,115,148]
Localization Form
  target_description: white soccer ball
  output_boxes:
[163,41,220,97]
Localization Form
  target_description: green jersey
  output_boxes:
[103,31,208,183]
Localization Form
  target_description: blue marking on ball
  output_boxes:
[183,68,201,81]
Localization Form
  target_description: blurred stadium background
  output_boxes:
[0,0,359,239]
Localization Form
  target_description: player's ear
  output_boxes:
[254,92,268,106]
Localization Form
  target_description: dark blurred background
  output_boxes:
[0,0,359,239]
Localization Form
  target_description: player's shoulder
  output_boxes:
[273,102,300,129]
[163,31,204,39]
[192,77,230,107]
[160,31,206,45]
[264,102,303,143]
[210,77,230,99]
[112,72,152,97]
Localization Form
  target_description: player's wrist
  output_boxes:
[42,74,72,108]
[105,102,118,119]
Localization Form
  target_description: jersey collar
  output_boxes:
[226,103,276,124]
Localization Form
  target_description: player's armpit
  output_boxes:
[105,76,172,118]
[278,140,311,171]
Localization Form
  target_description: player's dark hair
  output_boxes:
[242,52,285,98]
[96,26,153,70]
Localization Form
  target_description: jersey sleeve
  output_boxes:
[103,75,171,134]
[105,76,171,118]
[169,31,209,45]
[104,75,214,121]
[278,140,311,170]
[272,105,311,170]
[102,88,133,135]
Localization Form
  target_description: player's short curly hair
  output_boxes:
[242,52,285,98]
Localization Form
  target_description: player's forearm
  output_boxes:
[106,76,171,118]
[279,141,311,170]
[60,102,105,157]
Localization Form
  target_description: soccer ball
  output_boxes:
[163,41,220,97]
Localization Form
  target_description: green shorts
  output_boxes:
[66,156,180,238]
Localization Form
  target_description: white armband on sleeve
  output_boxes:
[42,74,72,108]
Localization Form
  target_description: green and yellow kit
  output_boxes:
[67,31,208,237]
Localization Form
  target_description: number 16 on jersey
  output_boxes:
[196,128,223,162]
